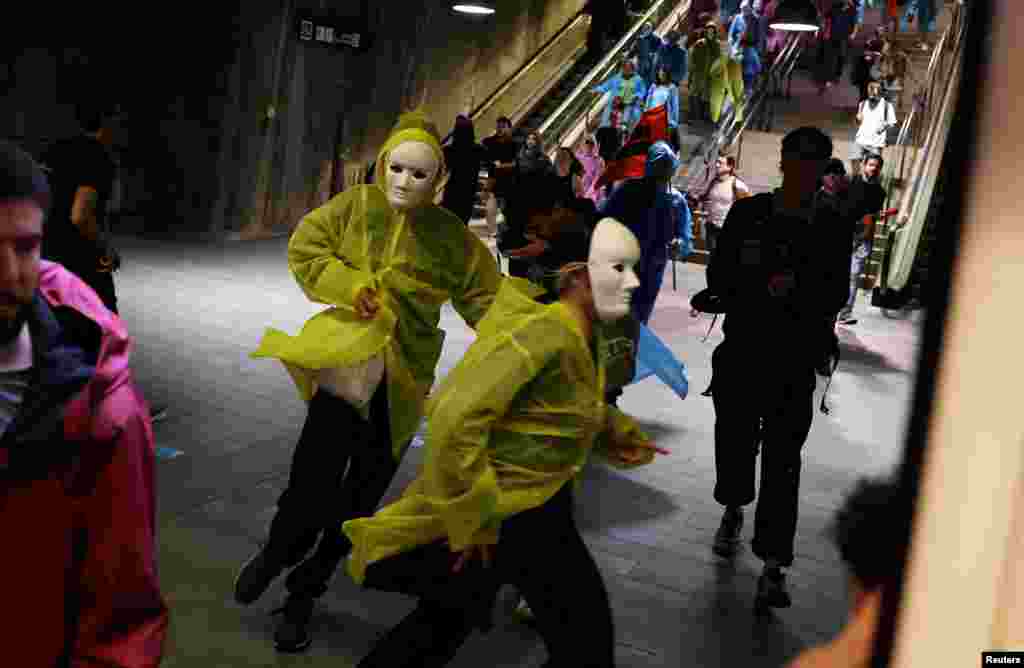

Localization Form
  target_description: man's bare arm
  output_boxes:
[71,185,100,242]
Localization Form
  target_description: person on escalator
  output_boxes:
[657,30,689,88]
[838,154,889,325]
[483,116,520,237]
[816,0,861,95]
[517,131,554,178]
[576,137,607,206]
[593,60,647,138]
[631,22,664,85]
[729,1,764,93]
[851,82,897,176]
[585,0,628,60]
[645,66,681,151]
[441,115,489,225]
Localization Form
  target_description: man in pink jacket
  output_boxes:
[0,140,168,666]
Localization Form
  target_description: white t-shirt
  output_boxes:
[704,176,751,228]
[855,98,897,149]
[0,324,32,437]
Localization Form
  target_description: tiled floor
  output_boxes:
[115,205,919,667]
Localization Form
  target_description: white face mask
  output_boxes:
[587,218,641,323]
[385,141,440,211]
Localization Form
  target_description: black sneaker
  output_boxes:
[712,507,744,558]
[233,548,284,606]
[272,595,315,653]
[755,568,792,609]
[283,554,338,600]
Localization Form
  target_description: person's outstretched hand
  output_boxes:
[615,439,671,465]
[452,543,494,574]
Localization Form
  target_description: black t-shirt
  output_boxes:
[847,177,886,218]
[443,143,488,197]
[482,136,519,171]
[39,135,115,267]
[846,177,887,243]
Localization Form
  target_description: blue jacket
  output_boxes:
[593,74,648,127]
[645,84,680,128]
[599,143,693,260]
[657,42,689,85]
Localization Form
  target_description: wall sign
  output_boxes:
[296,13,371,52]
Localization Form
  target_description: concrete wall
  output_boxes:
[228,0,587,238]
[1,1,587,241]
[343,0,587,168]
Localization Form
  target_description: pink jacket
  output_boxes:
[0,261,168,666]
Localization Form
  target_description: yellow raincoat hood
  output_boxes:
[252,112,501,460]
[373,109,446,189]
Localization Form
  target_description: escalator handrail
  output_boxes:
[727,34,804,144]
[439,7,590,146]
[469,9,589,124]
[882,2,963,207]
[536,0,682,139]
[537,0,694,159]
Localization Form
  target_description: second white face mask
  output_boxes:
[385,141,440,211]
[588,218,642,323]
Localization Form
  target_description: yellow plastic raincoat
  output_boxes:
[343,277,655,585]
[252,112,502,460]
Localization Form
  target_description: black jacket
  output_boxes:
[707,192,852,358]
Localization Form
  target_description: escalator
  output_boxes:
[450,0,805,264]
[450,0,692,221]
[463,0,691,149]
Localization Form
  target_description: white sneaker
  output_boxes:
[513,596,535,622]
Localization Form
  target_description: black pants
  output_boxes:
[710,341,815,567]
[263,382,400,598]
[817,38,849,85]
[357,484,615,668]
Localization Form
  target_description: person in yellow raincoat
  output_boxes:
[343,218,670,668]
[233,111,502,653]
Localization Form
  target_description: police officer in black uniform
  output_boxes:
[706,127,852,609]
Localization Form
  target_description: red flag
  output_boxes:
[594,104,670,190]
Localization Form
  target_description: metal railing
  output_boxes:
[677,30,806,193]
[875,0,967,293]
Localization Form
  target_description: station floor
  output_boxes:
[112,219,921,666]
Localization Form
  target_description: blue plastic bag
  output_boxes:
[628,324,688,399]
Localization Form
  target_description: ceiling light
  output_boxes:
[452,2,495,15]
[770,0,820,32]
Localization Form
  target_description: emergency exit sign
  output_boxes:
[296,13,370,52]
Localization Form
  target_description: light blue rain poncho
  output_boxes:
[600,141,692,326]
[593,66,648,131]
